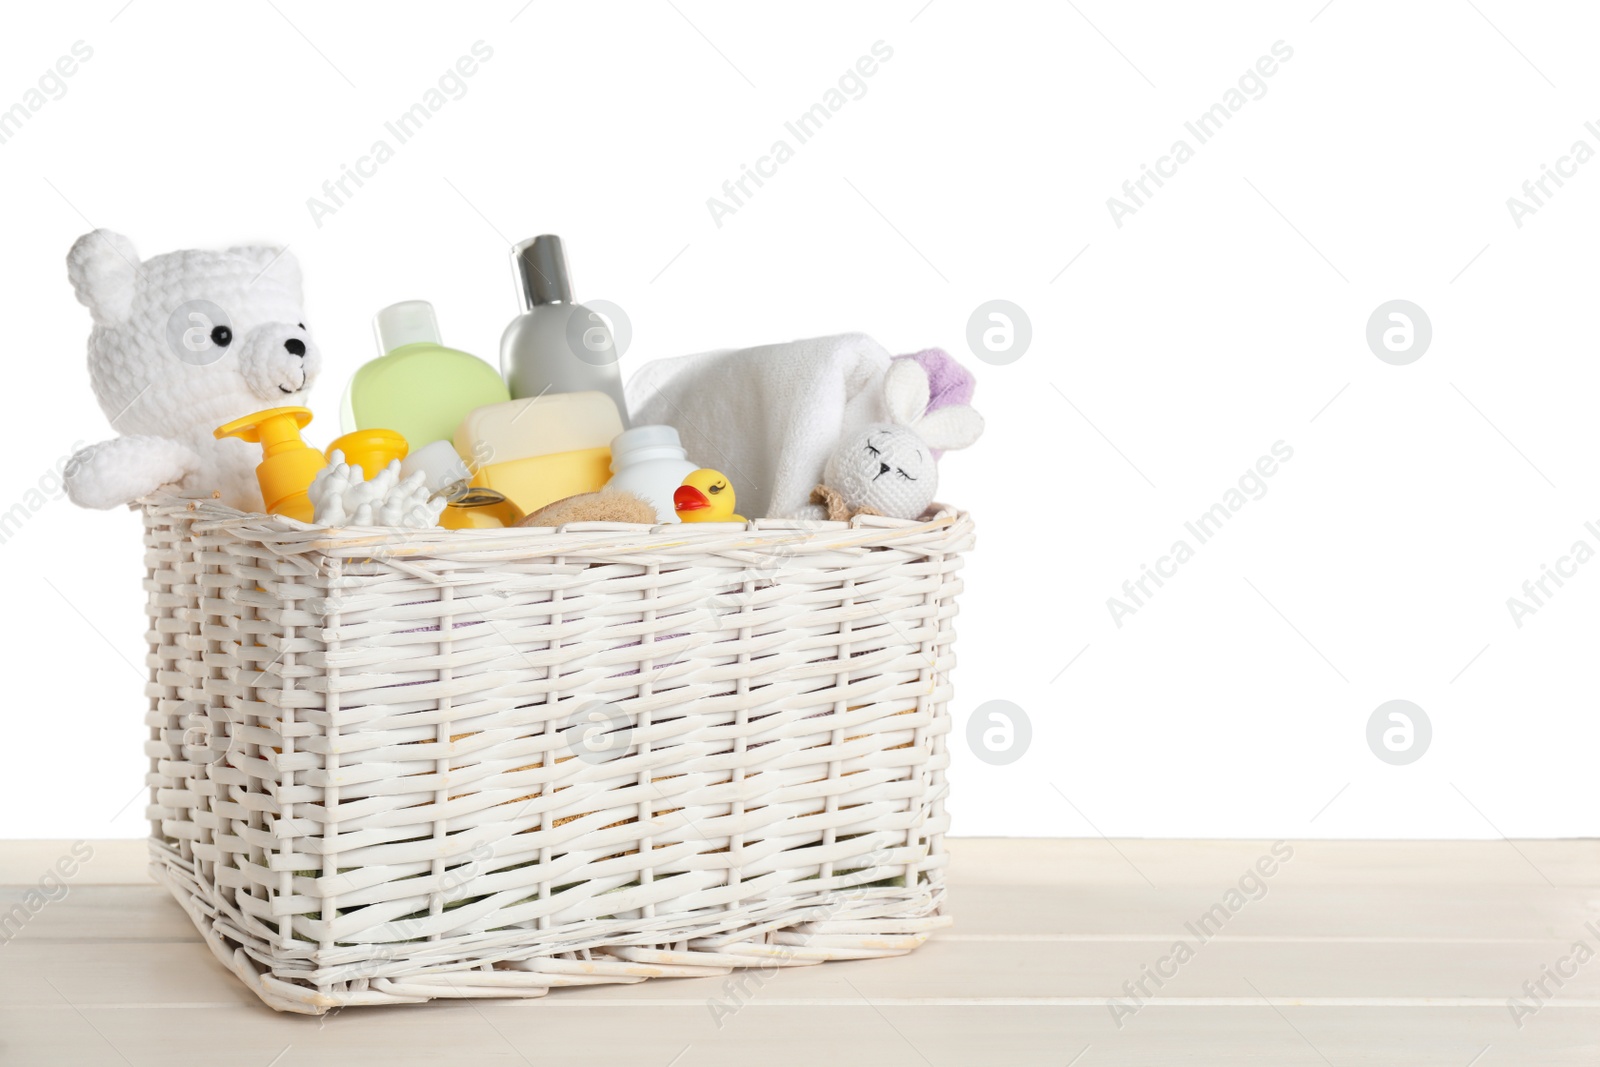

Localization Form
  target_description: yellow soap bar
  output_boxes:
[471,446,614,515]
[454,391,623,468]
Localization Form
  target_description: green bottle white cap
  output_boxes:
[374,300,443,355]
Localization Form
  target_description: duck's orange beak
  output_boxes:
[674,485,709,512]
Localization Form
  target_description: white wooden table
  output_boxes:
[3,839,1596,1065]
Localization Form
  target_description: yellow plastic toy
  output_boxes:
[673,468,745,523]
[326,429,408,475]
[213,406,326,522]
[440,488,525,529]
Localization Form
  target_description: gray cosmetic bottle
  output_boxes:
[499,234,631,426]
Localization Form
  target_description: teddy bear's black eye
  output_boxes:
[210,325,233,347]
[297,323,305,329]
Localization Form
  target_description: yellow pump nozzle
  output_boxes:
[214,406,326,521]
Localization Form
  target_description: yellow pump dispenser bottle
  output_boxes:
[214,406,327,521]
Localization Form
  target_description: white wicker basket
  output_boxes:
[139,494,973,1013]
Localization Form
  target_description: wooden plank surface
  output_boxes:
[1,839,1596,1065]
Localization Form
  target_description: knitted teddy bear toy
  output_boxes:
[63,229,322,512]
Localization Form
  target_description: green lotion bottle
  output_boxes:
[343,300,510,449]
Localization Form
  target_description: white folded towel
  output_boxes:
[625,333,892,519]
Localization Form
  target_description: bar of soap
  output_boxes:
[454,391,623,469]
[472,446,615,515]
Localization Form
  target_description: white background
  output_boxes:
[3,0,1596,841]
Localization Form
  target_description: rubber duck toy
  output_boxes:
[673,468,745,523]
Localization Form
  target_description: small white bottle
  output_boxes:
[605,425,699,523]
[399,439,473,499]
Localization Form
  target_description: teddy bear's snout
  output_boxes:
[237,323,322,400]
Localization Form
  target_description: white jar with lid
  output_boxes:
[605,425,699,523]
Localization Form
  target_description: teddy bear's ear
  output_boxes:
[67,229,141,326]
[883,358,931,427]
[917,405,984,452]
[228,245,302,295]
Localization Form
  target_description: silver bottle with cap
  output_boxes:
[499,234,630,426]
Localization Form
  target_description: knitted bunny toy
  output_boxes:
[63,229,322,512]
[810,357,983,521]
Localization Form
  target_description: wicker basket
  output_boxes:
[139,494,974,1013]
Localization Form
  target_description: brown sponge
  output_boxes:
[515,489,657,527]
